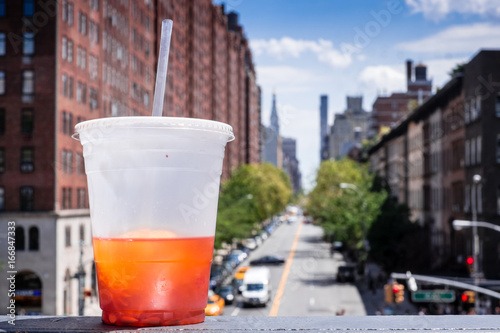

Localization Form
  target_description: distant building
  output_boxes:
[371,60,432,136]
[262,93,281,167]
[282,137,302,194]
[320,95,329,161]
[329,96,370,160]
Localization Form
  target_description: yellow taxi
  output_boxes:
[205,290,225,316]
[235,266,250,280]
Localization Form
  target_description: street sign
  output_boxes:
[411,290,455,303]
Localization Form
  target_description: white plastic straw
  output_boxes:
[152,19,173,117]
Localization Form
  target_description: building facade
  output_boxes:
[0,0,260,315]
[282,137,301,194]
[368,50,500,278]
[371,60,432,136]
[329,96,370,160]
[319,95,329,161]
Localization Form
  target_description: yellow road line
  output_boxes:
[269,222,303,316]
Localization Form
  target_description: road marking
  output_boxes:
[309,297,315,306]
[231,307,240,316]
[269,222,303,316]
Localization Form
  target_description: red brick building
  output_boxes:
[0,0,260,315]
[371,60,432,135]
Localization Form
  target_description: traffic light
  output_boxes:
[461,290,475,303]
[384,284,394,303]
[466,256,474,273]
[393,283,405,304]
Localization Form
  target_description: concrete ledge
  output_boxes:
[1,316,500,332]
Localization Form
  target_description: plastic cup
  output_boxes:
[73,117,234,327]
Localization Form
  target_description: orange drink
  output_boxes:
[93,235,214,326]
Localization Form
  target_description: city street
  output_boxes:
[223,218,367,317]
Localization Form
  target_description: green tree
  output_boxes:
[215,163,292,248]
[306,159,386,252]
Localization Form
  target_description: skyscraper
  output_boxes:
[320,95,329,161]
[262,92,280,167]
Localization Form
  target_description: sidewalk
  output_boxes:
[357,263,418,315]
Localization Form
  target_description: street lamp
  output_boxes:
[340,183,368,251]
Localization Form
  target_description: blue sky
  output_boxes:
[215,0,500,190]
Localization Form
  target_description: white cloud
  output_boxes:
[406,0,500,21]
[255,65,327,94]
[424,57,469,88]
[396,23,500,54]
[358,65,406,94]
[250,37,352,68]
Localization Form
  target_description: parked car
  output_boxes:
[216,285,235,305]
[337,264,356,283]
[243,238,257,250]
[205,290,225,316]
[250,255,285,266]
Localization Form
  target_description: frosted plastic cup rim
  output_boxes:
[72,116,235,142]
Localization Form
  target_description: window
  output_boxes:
[89,54,98,80]
[29,226,39,251]
[62,0,67,21]
[471,138,476,166]
[465,140,470,166]
[23,32,34,55]
[144,91,149,107]
[497,134,500,164]
[62,37,67,59]
[477,184,483,214]
[62,111,73,135]
[67,40,73,62]
[67,150,73,174]
[79,224,85,242]
[20,186,34,211]
[477,136,482,164]
[22,70,34,95]
[79,11,87,35]
[65,225,71,247]
[76,82,81,102]
[90,0,99,11]
[464,102,470,124]
[20,147,34,173]
[0,71,5,95]
[76,153,83,174]
[0,187,4,210]
[68,2,73,25]
[0,148,4,173]
[61,150,67,173]
[68,76,73,99]
[15,227,25,250]
[21,109,34,134]
[476,96,481,118]
[0,109,3,134]
[24,0,34,16]
[77,189,86,209]
[465,185,470,212]
[0,33,5,55]
[62,74,68,96]
[0,0,5,17]
[90,88,98,109]
[496,95,500,118]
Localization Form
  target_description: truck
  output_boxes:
[241,267,272,306]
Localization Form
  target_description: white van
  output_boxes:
[241,267,272,306]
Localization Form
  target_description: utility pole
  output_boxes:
[72,241,86,316]
[471,174,482,312]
